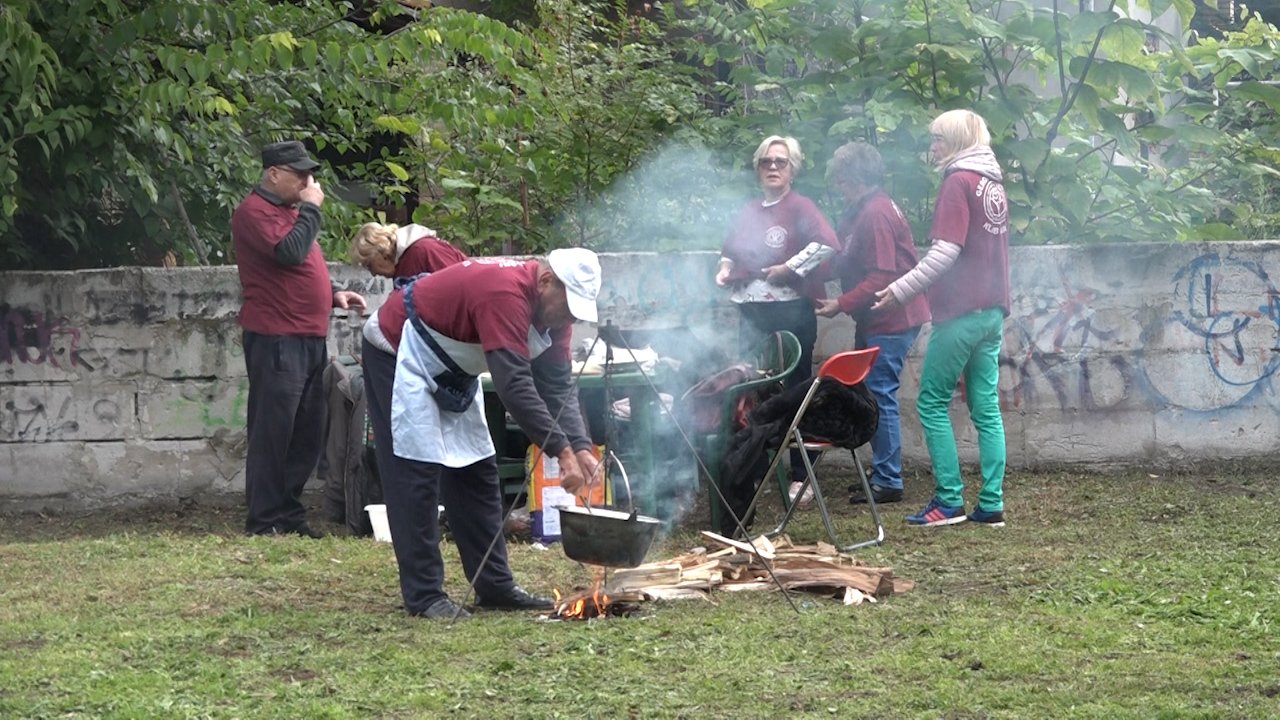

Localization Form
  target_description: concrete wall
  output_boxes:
[3,243,1278,509]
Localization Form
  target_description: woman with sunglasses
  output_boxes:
[715,135,838,507]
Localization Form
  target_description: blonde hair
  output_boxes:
[929,110,991,168]
[351,222,397,266]
[752,135,803,172]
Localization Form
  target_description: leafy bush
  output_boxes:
[4,0,1280,270]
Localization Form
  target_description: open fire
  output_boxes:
[549,571,642,620]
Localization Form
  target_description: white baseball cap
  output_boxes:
[547,248,601,323]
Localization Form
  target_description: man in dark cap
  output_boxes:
[232,139,367,538]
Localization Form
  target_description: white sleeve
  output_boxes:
[886,239,962,304]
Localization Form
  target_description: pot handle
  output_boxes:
[582,451,634,518]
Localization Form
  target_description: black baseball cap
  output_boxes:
[261,140,321,172]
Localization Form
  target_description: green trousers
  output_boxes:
[917,307,1006,511]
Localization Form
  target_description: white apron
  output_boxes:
[391,322,553,467]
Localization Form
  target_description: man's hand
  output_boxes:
[815,298,841,318]
[764,264,794,285]
[574,449,601,490]
[333,291,367,310]
[299,175,325,207]
[557,448,588,494]
[715,266,732,288]
[871,287,900,312]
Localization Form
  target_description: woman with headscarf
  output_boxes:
[872,109,1010,528]
[716,135,838,507]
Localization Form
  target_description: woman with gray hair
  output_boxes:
[716,134,839,507]
[872,109,1010,528]
[818,141,930,506]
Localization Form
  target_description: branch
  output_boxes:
[1052,0,1067,101]
[922,0,941,106]
[1082,147,1115,221]
[1046,0,1118,146]
[1087,151,1238,224]
[169,180,210,266]
[968,0,1009,104]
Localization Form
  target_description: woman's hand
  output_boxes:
[764,264,794,284]
[871,287,900,312]
[815,299,841,318]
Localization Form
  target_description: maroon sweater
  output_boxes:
[232,189,332,337]
[832,191,930,336]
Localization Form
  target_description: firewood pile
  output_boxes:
[560,531,912,614]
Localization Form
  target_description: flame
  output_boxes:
[553,572,614,620]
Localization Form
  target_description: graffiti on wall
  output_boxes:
[1150,253,1280,404]
[1,306,88,370]
[1,394,123,442]
[1001,252,1280,414]
[1002,268,1135,412]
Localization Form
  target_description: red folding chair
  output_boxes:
[741,347,884,551]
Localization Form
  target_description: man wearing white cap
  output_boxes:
[360,249,603,619]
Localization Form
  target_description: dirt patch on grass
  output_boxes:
[2,636,47,653]
[268,667,318,683]
[0,493,347,543]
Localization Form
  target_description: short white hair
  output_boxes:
[752,135,803,172]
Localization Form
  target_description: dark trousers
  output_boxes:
[242,331,328,534]
[362,338,515,614]
[737,300,818,482]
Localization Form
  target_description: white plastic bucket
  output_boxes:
[364,504,392,543]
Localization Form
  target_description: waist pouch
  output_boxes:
[403,282,479,413]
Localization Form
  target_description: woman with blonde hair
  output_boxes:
[872,109,1010,528]
[351,221,467,279]
[715,134,839,508]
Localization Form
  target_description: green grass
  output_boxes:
[2,469,1279,719]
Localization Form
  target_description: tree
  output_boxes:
[0,0,710,267]
[674,0,1280,244]
[6,0,1280,270]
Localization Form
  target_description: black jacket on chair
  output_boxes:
[716,377,879,531]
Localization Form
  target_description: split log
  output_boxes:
[642,587,715,602]
[681,560,727,582]
[607,564,683,592]
[768,566,894,597]
[718,581,773,592]
[699,531,776,559]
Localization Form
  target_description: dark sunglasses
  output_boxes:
[757,157,790,170]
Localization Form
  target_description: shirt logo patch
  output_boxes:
[976,177,1008,235]
[764,225,788,249]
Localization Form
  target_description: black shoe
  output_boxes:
[474,585,554,611]
[413,597,471,620]
[848,485,904,505]
[247,523,325,539]
[286,523,325,539]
